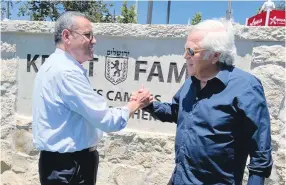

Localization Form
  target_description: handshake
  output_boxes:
[126,85,154,116]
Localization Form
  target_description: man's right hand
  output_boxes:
[127,85,153,116]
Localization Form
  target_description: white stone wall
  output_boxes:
[1,21,285,185]
[251,45,285,185]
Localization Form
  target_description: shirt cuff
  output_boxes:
[121,106,130,122]
[143,102,155,112]
[247,174,265,185]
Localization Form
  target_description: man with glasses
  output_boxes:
[132,18,273,185]
[32,11,152,185]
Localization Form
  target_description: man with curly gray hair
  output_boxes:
[134,18,273,185]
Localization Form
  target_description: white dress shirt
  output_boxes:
[32,48,129,153]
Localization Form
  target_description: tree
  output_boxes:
[17,1,59,21]
[117,0,137,23]
[62,1,113,23]
[1,0,7,19]
[276,0,285,11]
[257,7,262,14]
[191,12,202,25]
[17,1,114,22]
[1,0,13,20]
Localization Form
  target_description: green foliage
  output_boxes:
[117,0,137,23]
[18,1,59,21]
[62,1,113,23]
[1,0,13,19]
[17,0,114,22]
[191,12,202,25]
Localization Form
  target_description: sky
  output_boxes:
[6,0,275,25]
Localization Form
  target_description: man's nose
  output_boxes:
[91,36,96,44]
[184,51,191,60]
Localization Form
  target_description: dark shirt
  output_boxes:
[144,66,272,185]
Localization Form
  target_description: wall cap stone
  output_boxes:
[1,20,285,41]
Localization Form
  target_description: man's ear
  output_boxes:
[62,29,71,44]
[211,52,221,64]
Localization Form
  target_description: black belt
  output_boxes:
[80,146,97,152]
[42,146,97,155]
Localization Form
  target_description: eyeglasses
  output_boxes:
[185,48,205,56]
[67,29,94,43]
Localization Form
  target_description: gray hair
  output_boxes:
[54,11,88,44]
[191,18,237,66]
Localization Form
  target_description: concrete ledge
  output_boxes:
[1,21,285,41]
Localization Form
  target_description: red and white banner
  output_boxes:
[246,10,285,27]
[268,10,286,26]
[246,11,267,26]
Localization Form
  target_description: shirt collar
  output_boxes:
[55,48,87,74]
[215,65,233,86]
[191,65,233,86]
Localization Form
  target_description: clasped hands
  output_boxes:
[127,85,153,114]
